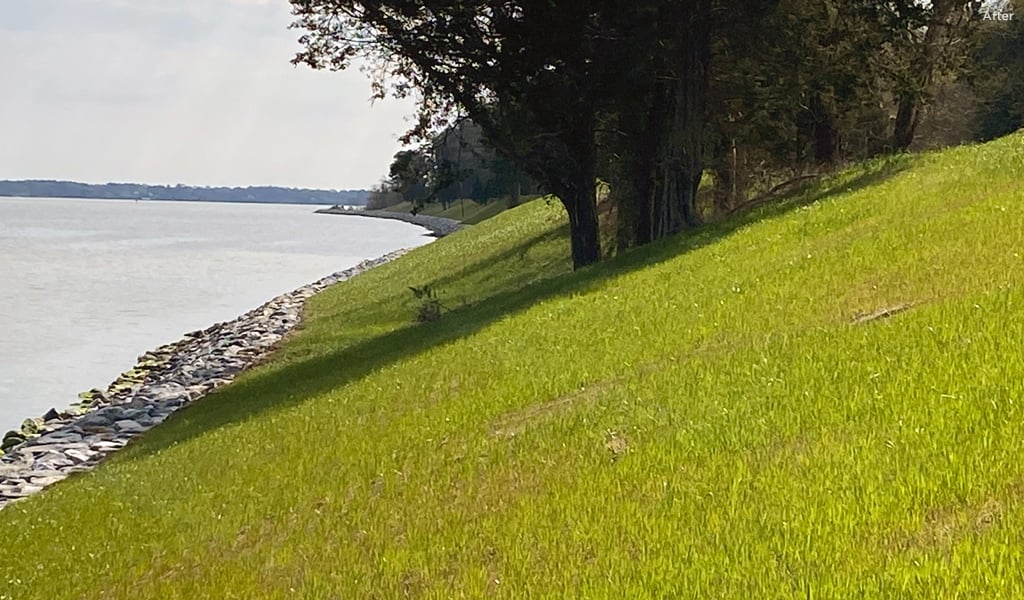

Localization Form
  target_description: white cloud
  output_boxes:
[0,0,416,189]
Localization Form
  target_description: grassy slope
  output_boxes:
[2,134,1024,598]
[382,199,508,225]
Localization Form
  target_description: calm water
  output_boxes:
[0,197,432,431]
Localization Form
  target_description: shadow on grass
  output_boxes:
[718,154,918,229]
[428,225,569,291]
[297,222,573,330]
[121,157,914,460]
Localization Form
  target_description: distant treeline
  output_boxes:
[0,180,369,206]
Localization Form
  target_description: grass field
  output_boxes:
[382,198,511,225]
[1,132,1023,598]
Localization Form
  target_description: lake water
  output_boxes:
[0,197,432,432]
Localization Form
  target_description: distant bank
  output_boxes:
[0,179,369,206]
[315,206,464,238]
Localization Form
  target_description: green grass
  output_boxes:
[382,198,511,224]
[2,133,1024,598]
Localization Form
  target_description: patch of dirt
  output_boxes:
[428,379,461,404]
[490,378,622,438]
[756,433,815,466]
[851,302,915,325]
[489,338,737,439]
[604,430,630,461]
[894,496,1006,553]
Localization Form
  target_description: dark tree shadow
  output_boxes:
[119,157,914,460]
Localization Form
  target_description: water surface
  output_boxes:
[0,197,431,431]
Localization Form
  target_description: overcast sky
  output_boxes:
[0,0,416,190]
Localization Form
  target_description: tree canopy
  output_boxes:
[291,0,1021,267]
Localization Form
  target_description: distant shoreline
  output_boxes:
[1,195,364,208]
[315,206,464,238]
[0,180,369,206]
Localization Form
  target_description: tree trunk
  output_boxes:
[892,92,923,151]
[810,93,840,165]
[563,181,600,269]
[613,86,663,252]
[558,113,601,269]
[654,162,702,237]
[612,154,654,253]
[654,4,709,236]
[711,142,739,218]
[891,0,961,151]
[506,174,521,209]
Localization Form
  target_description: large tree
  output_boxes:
[966,1,1024,140]
[889,1,979,151]
[291,1,730,267]
[291,1,607,268]
[596,1,722,250]
[387,148,431,204]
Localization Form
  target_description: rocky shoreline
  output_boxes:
[314,207,464,237]
[0,249,411,510]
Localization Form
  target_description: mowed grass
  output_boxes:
[2,133,1024,598]
[382,199,510,224]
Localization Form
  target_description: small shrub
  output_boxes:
[409,285,444,322]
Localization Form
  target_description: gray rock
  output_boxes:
[78,387,107,402]
[89,440,125,452]
[122,408,150,420]
[0,464,26,477]
[0,487,28,499]
[28,469,65,479]
[35,431,84,445]
[0,250,410,512]
[64,448,96,463]
[133,416,155,428]
[113,420,147,434]
[36,457,74,470]
[17,444,67,456]
[75,412,114,430]
[29,475,65,486]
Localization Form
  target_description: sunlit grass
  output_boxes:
[1,133,1023,598]
[382,199,511,224]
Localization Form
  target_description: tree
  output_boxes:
[969,1,1024,140]
[387,148,431,204]
[295,0,996,266]
[886,0,978,151]
[431,120,493,206]
[291,1,733,267]
[366,180,402,209]
[594,1,718,250]
[291,1,607,268]
[374,118,541,212]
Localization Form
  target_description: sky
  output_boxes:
[0,0,417,190]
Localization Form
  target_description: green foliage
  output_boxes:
[970,6,1024,140]
[365,181,402,210]
[2,133,1023,597]
[376,121,539,212]
[294,0,1006,267]
[408,284,444,322]
[387,148,432,204]
[432,120,532,206]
